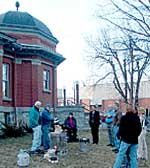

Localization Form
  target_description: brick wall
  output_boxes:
[7,32,56,50]
[1,31,58,108]
[102,98,150,112]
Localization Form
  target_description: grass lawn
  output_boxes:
[0,129,149,168]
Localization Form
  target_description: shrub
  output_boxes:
[0,121,26,138]
[22,122,33,133]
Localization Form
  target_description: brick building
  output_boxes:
[0,11,65,124]
[80,81,150,113]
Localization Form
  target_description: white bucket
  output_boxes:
[17,149,30,167]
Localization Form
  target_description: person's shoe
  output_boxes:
[43,149,49,154]
[107,144,114,147]
[35,149,44,154]
[114,150,119,153]
[29,151,36,155]
[93,142,98,145]
[112,149,119,153]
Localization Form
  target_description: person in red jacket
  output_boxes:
[64,112,78,142]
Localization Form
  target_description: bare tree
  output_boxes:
[86,0,150,107]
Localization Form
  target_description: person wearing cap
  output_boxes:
[89,105,100,144]
[29,101,42,154]
[64,112,78,142]
[137,107,148,160]
[41,104,54,152]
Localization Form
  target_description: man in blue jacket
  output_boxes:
[105,104,115,147]
[29,101,42,154]
[41,104,54,152]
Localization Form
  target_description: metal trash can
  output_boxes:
[59,132,68,156]
[79,137,90,152]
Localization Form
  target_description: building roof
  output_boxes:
[0,11,58,43]
[0,11,65,65]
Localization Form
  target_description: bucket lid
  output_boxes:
[79,138,90,143]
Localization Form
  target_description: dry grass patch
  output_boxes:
[0,130,149,168]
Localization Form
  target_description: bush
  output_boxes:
[0,121,26,138]
[22,122,33,133]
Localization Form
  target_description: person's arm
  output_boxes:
[116,111,122,126]
[118,117,123,138]
[64,118,69,128]
[96,111,100,125]
[42,110,51,121]
[89,113,92,127]
[29,108,37,127]
[74,118,77,128]
[137,117,142,136]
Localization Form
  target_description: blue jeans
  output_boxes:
[113,141,138,168]
[42,125,51,150]
[107,123,114,145]
[31,125,42,151]
[113,125,120,149]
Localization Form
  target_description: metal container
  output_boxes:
[79,137,90,152]
[59,132,68,156]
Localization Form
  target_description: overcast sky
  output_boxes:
[0,0,102,96]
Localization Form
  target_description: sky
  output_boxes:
[0,0,101,96]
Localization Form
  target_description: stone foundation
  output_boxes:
[0,105,90,130]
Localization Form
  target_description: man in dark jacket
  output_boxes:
[64,112,78,142]
[89,105,100,144]
[113,105,141,168]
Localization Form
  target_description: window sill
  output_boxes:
[43,89,52,93]
[3,97,12,102]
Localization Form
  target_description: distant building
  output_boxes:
[80,80,150,112]
[0,10,65,124]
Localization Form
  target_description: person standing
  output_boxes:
[29,101,42,154]
[89,105,100,144]
[112,102,122,153]
[104,104,115,147]
[137,107,148,160]
[64,112,78,142]
[113,105,141,168]
[41,104,54,152]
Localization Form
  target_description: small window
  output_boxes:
[4,112,14,124]
[43,70,50,90]
[2,63,10,98]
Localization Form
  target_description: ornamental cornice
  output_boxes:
[16,44,65,65]
[0,32,65,65]
[0,27,58,45]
